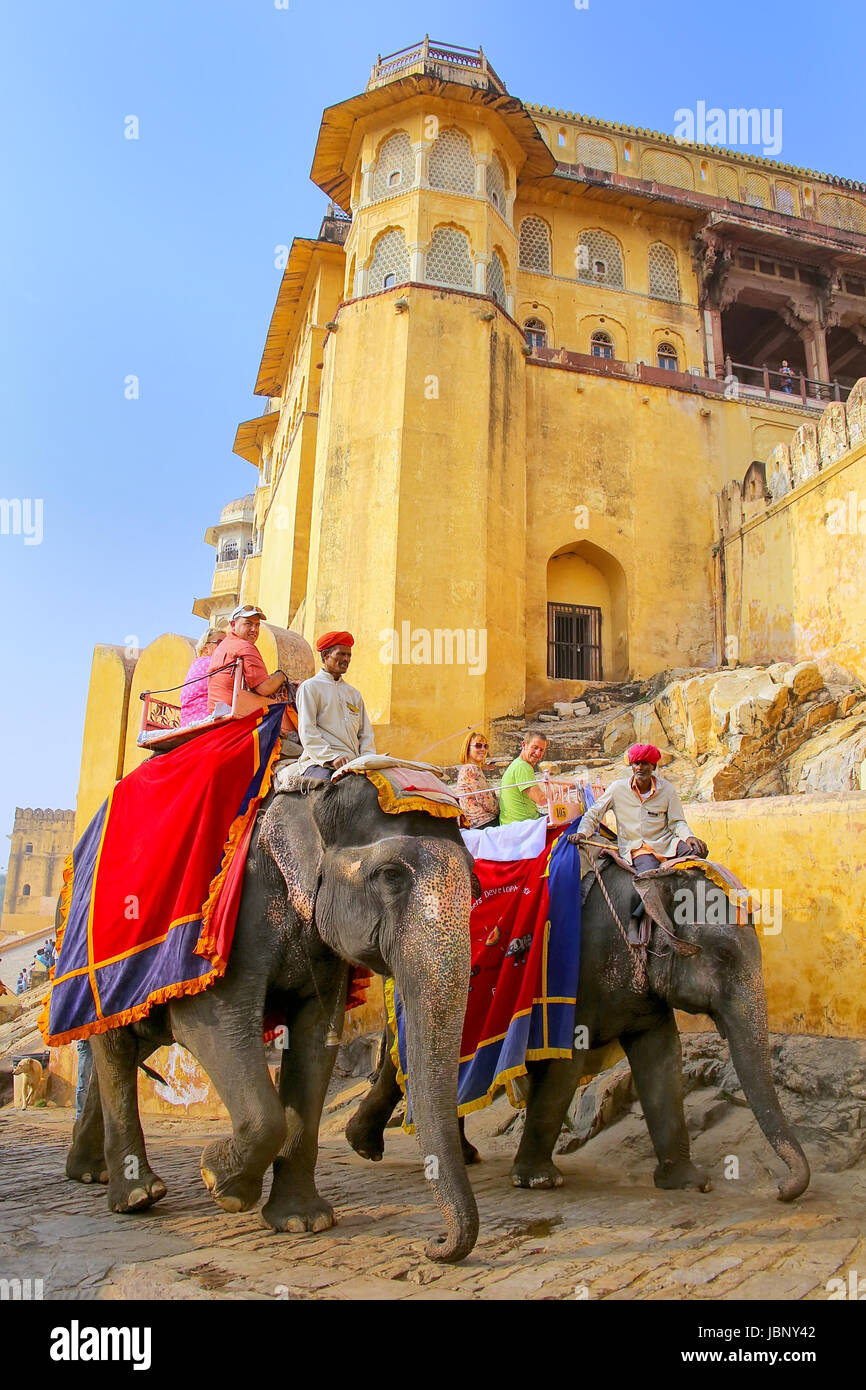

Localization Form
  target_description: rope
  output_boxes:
[581,840,647,992]
[139,662,239,700]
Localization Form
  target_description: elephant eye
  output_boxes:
[372,863,410,897]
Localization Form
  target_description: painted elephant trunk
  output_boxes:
[392,847,478,1262]
[718,994,810,1202]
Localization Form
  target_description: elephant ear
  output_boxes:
[258,794,323,924]
[637,879,700,957]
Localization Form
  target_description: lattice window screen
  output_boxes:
[648,243,680,302]
[367,229,410,293]
[425,228,473,288]
[576,134,616,173]
[742,173,770,207]
[818,193,866,234]
[487,155,506,213]
[519,216,551,273]
[577,229,624,289]
[487,252,507,308]
[775,184,797,216]
[716,166,739,200]
[371,133,414,201]
[641,149,694,190]
[428,129,475,194]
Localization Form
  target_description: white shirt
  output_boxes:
[576,775,694,864]
[296,668,376,772]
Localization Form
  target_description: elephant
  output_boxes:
[345,855,811,1203]
[66,771,479,1263]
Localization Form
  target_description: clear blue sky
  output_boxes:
[0,0,862,865]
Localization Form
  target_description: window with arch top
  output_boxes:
[22,884,31,897]
[523,318,548,349]
[487,155,506,214]
[519,216,552,273]
[368,228,410,293]
[24,842,33,853]
[425,227,473,289]
[590,330,614,359]
[371,132,413,201]
[577,230,624,289]
[648,243,680,302]
[656,342,679,371]
[428,129,475,195]
[487,252,507,309]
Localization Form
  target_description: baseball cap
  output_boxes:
[230,604,267,622]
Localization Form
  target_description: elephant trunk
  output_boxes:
[392,848,478,1262]
[717,990,810,1202]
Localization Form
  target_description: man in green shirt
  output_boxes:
[499,733,551,824]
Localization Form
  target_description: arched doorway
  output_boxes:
[546,542,629,682]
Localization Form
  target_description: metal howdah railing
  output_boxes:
[724,358,851,405]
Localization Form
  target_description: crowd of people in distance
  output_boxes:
[15,938,57,993]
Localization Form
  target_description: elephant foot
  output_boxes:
[200,1139,264,1213]
[107,1168,167,1213]
[510,1159,564,1189]
[66,1150,109,1186]
[654,1160,712,1193]
[261,1192,336,1235]
[344,1111,385,1162]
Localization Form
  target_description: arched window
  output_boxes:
[742,173,770,208]
[648,243,680,302]
[577,230,624,289]
[640,149,694,191]
[518,216,551,273]
[371,132,413,200]
[523,318,547,349]
[590,331,614,359]
[657,342,679,371]
[487,252,507,309]
[716,166,739,201]
[428,129,475,195]
[24,842,33,854]
[368,228,410,293]
[775,184,797,216]
[575,134,616,173]
[22,884,31,897]
[221,542,239,563]
[425,227,473,289]
[487,155,506,214]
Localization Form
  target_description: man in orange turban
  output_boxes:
[296,630,376,780]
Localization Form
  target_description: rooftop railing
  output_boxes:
[724,358,851,406]
[367,37,506,94]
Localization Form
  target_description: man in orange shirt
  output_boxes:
[207,604,288,714]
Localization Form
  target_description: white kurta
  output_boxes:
[296,668,376,772]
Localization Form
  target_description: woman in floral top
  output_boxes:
[456,730,499,829]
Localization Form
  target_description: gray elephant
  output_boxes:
[67,773,479,1262]
[347,857,810,1203]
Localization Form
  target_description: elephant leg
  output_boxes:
[621,1017,711,1192]
[263,975,346,1234]
[66,1056,107,1186]
[171,994,288,1214]
[90,1029,167,1212]
[511,1056,585,1189]
[345,1027,401,1162]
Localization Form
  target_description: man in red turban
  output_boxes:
[577,742,707,871]
[296,630,376,780]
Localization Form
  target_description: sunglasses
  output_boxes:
[472,741,488,749]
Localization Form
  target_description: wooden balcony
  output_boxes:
[367,37,506,95]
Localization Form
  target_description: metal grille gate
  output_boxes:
[547,602,602,680]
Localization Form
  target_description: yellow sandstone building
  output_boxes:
[72,41,866,1042]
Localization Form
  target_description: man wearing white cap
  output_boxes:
[207,604,288,714]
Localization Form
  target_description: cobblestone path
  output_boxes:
[2,1101,864,1301]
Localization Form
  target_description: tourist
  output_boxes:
[575,743,708,870]
[75,1039,92,1122]
[296,631,376,780]
[16,971,26,994]
[499,732,554,824]
[780,359,795,394]
[207,605,288,714]
[181,627,224,725]
[456,731,499,829]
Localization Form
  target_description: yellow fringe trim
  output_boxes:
[37,851,75,1044]
[40,717,285,1047]
[364,770,464,824]
[384,976,573,1130]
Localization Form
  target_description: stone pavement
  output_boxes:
[2,1090,865,1301]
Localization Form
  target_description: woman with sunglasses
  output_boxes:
[456,730,499,830]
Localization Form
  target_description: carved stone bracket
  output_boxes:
[691,225,733,309]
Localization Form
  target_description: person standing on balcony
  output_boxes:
[780,360,795,394]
